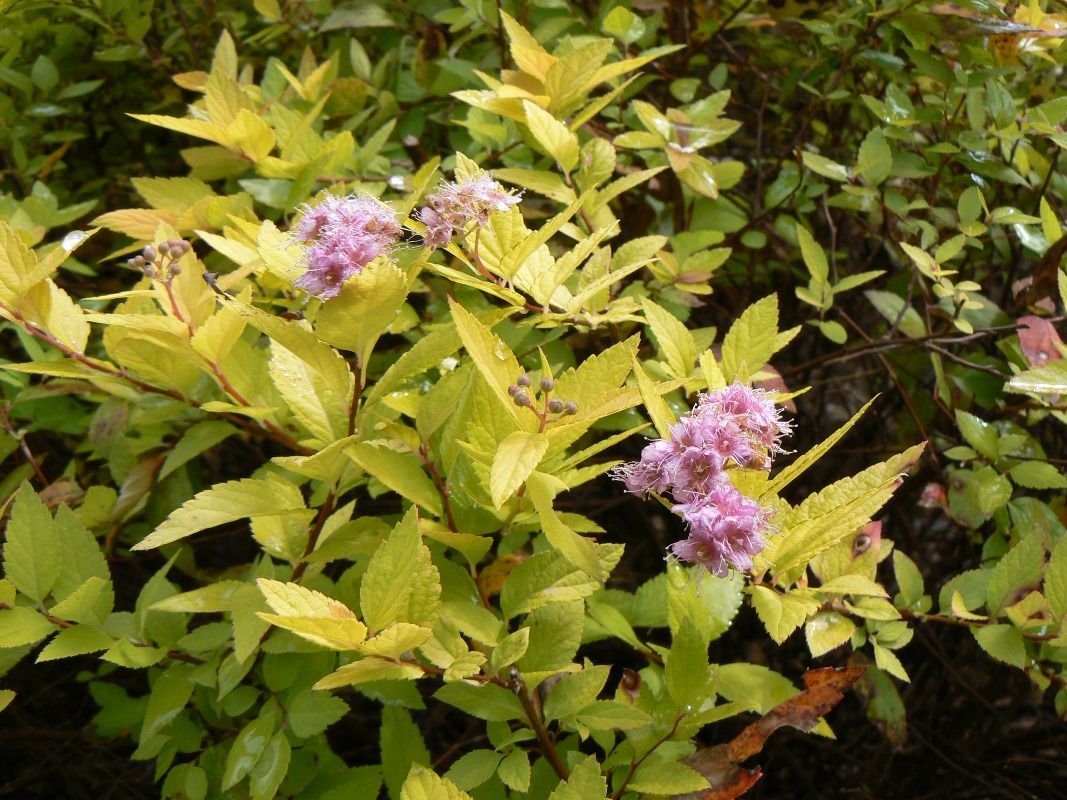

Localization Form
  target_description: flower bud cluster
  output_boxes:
[507,372,578,421]
[291,194,402,300]
[127,239,193,281]
[418,175,521,249]
[613,382,793,578]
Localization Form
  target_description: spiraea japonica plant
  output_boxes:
[2,2,1065,798]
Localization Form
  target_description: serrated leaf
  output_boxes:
[314,258,408,380]
[574,699,653,730]
[35,623,113,662]
[445,750,503,792]
[1008,461,1067,489]
[497,749,530,792]
[49,576,110,624]
[796,225,829,283]
[749,586,820,643]
[435,682,525,722]
[627,755,709,794]
[631,356,677,439]
[804,611,855,657]
[642,297,698,380]
[0,690,15,714]
[0,220,51,303]
[360,508,441,634]
[956,410,998,460]
[855,127,892,186]
[666,615,711,709]
[527,472,601,579]
[500,544,622,619]
[987,531,1045,616]
[498,191,592,280]
[667,563,744,644]
[721,294,779,380]
[490,431,549,509]
[0,606,57,647]
[222,715,275,791]
[132,476,306,550]
[347,442,443,517]
[314,657,423,690]
[269,341,347,442]
[448,299,523,425]
[401,765,474,800]
[3,484,59,602]
[359,623,432,658]
[542,664,610,720]
[523,100,579,172]
[547,755,607,800]
[489,627,530,673]
[286,690,348,737]
[972,624,1026,668]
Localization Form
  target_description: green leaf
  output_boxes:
[314,258,409,379]
[956,410,998,460]
[547,755,607,800]
[972,624,1026,668]
[400,765,474,800]
[987,531,1045,616]
[132,476,307,550]
[141,664,195,742]
[444,750,503,792]
[666,615,712,709]
[667,563,744,645]
[383,708,432,800]
[49,576,111,624]
[490,432,549,509]
[435,682,525,722]
[627,755,709,794]
[500,544,623,619]
[159,421,237,480]
[855,127,892,186]
[542,664,610,720]
[0,690,14,714]
[347,443,443,517]
[1008,461,1067,490]
[285,689,350,737]
[574,699,653,731]
[251,732,290,800]
[0,606,57,647]
[222,714,276,790]
[3,484,59,602]
[801,151,850,181]
[804,611,855,657]
[720,294,779,380]
[631,356,678,439]
[796,225,829,283]
[892,551,926,609]
[1046,534,1067,625]
[489,627,530,673]
[269,342,348,442]
[865,290,926,338]
[35,623,113,662]
[497,749,530,792]
[361,508,441,633]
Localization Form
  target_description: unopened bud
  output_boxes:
[539,377,555,392]
[142,245,157,261]
[127,255,145,269]
[507,385,521,397]
[168,263,182,276]
[516,373,532,387]
[514,391,532,407]
[548,398,564,413]
[563,401,578,415]
[143,265,159,279]
[169,244,186,260]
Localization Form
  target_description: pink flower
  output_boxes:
[417,175,521,249]
[292,195,401,299]
[669,477,775,577]
[612,382,791,577]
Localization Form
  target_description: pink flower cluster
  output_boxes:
[292,194,402,299]
[418,175,521,249]
[614,382,792,578]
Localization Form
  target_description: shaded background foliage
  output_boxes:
[1,0,1066,797]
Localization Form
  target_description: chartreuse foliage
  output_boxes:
[3,0,1067,796]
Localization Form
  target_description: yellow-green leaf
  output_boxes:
[490,431,549,509]
[523,100,579,172]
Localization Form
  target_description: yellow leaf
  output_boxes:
[357,623,432,657]
[257,613,369,650]
[258,577,358,618]
[522,100,579,172]
[225,108,276,161]
[19,281,90,353]
[128,113,230,146]
[401,765,476,800]
[314,258,408,381]
[0,220,51,303]
[490,431,550,509]
[92,208,179,239]
[500,12,557,81]
[314,657,423,690]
